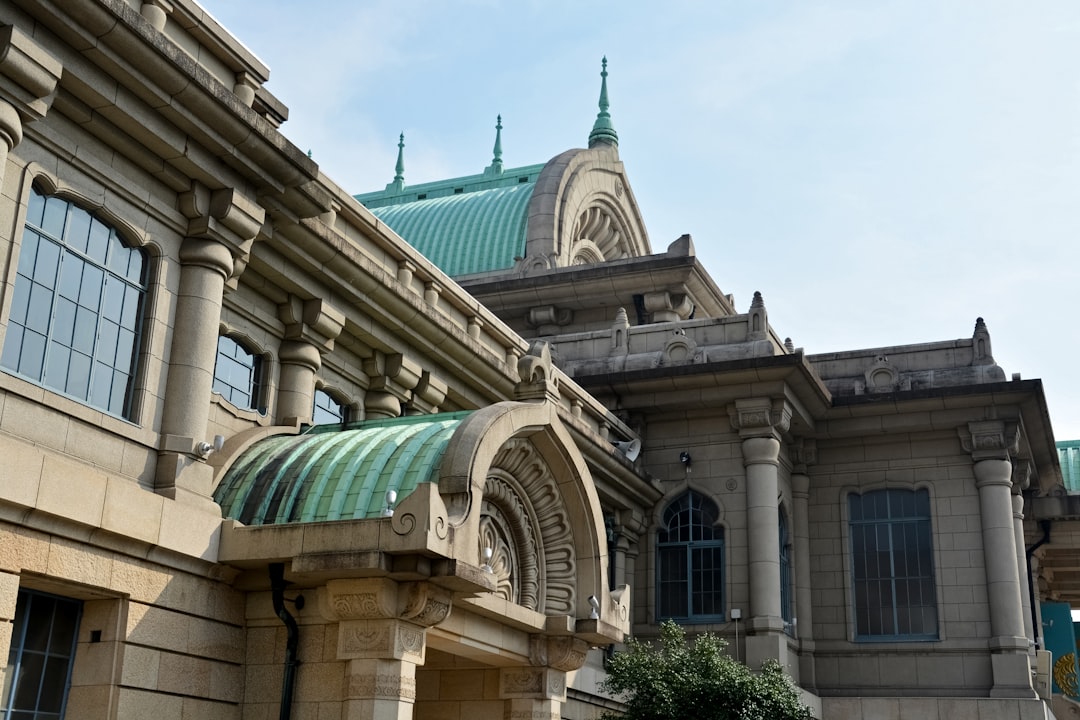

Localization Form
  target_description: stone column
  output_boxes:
[276,298,345,423]
[962,421,1034,698]
[363,353,421,419]
[324,578,451,720]
[0,101,22,189]
[500,636,589,720]
[791,440,816,690]
[730,398,791,670]
[1011,463,1035,652]
[156,187,263,505]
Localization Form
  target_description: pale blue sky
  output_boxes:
[206,1,1080,441]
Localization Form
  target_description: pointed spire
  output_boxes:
[589,56,619,148]
[385,133,406,193]
[485,115,504,176]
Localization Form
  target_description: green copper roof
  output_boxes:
[357,164,543,277]
[214,412,471,525]
[1059,440,1080,493]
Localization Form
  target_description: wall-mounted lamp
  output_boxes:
[481,547,494,574]
[196,434,226,459]
[382,489,397,517]
[588,595,600,620]
[679,451,692,473]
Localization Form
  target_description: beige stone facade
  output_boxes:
[0,2,1070,720]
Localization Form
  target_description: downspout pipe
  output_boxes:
[270,563,299,720]
[1025,519,1051,650]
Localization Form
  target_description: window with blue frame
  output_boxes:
[1,187,146,418]
[849,488,938,640]
[1,589,82,719]
[212,335,264,412]
[656,490,725,622]
[779,510,794,633]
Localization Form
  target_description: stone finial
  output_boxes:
[386,132,406,193]
[611,307,630,356]
[516,341,560,402]
[748,291,767,340]
[588,57,618,148]
[784,337,795,353]
[972,316,995,366]
[485,114,504,175]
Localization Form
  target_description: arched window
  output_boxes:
[312,387,348,424]
[779,510,793,632]
[849,488,938,640]
[212,335,264,412]
[656,490,725,622]
[2,187,146,418]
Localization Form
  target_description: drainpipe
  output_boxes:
[1025,519,1051,649]
[269,563,300,720]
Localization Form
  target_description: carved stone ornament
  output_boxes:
[337,619,426,663]
[728,398,791,438]
[958,420,1020,462]
[482,438,576,615]
[516,341,560,402]
[530,635,590,672]
[347,672,417,701]
[500,667,567,701]
[791,438,817,468]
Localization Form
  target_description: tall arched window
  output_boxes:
[656,490,725,622]
[1,187,146,418]
[849,488,938,640]
[779,510,793,632]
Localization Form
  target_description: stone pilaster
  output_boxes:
[791,439,816,690]
[277,297,345,423]
[0,571,18,694]
[1012,460,1034,652]
[960,421,1034,698]
[498,636,588,720]
[363,353,421,419]
[324,578,453,720]
[730,397,790,670]
[156,187,263,505]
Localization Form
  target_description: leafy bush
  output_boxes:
[600,620,813,720]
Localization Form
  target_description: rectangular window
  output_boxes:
[849,488,938,641]
[2,589,82,719]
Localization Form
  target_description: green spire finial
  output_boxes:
[589,56,618,147]
[386,133,406,192]
[493,115,504,167]
[485,115,505,176]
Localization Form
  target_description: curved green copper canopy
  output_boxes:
[368,180,536,277]
[214,412,472,525]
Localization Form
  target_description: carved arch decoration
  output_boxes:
[437,400,613,624]
[518,147,651,275]
[479,438,576,615]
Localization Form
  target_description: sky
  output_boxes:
[205,1,1080,441]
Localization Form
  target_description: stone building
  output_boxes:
[0,1,1071,719]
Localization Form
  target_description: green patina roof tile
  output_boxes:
[1059,440,1080,493]
[215,412,472,525]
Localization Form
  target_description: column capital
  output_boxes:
[178,237,235,279]
[322,577,452,627]
[180,184,264,258]
[729,397,790,440]
[0,25,62,122]
[529,635,590,672]
[278,296,345,353]
[973,456,1014,490]
[959,420,1019,462]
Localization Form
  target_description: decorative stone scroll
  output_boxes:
[529,635,590,672]
[500,667,567,701]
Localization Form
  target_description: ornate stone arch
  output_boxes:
[437,400,612,623]
[519,146,651,274]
